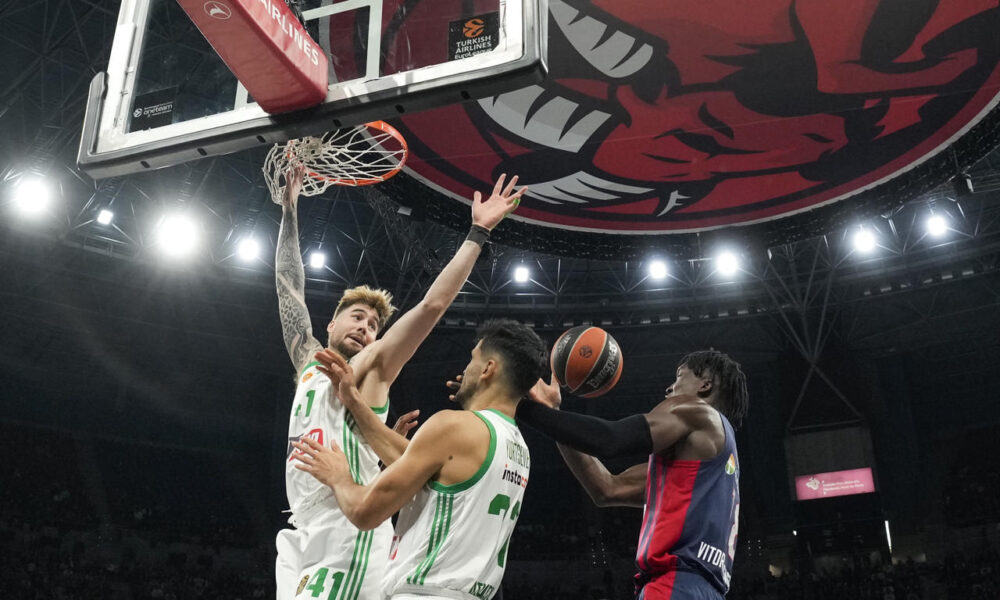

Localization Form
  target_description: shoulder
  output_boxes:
[650,396,720,430]
[411,410,489,449]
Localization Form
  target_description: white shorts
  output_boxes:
[276,511,392,600]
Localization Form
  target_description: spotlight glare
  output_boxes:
[648,260,668,280]
[853,228,877,253]
[514,266,530,283]
[97,209,114,225]
[158,214,199,257]
[237,238,259,262]
[309,252,326,269]
[15,177,51,215]
[926,215,947,237]
[716,252,739,276]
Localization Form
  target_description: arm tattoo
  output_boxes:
[276,206,323,370]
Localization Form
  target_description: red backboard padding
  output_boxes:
[176,0,328,114]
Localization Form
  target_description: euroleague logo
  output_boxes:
[463,18,486,38]
[384,0,1000,234]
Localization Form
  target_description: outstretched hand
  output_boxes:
[314,348,362,409]
[528,376,563,410]
[471,173,527,231]
[291,436,351,488]
[393,409,420,438]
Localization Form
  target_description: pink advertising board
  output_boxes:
[795,468,875,501]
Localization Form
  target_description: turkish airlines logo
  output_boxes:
[463,18,486,38]
[204,1,232,20]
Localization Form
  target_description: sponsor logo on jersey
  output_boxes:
[302,372,314,383]
[501,465,528,488]
[287,428,324,461]
[470,582,495,600]
[725,454,737,476]
[296,574,309,595]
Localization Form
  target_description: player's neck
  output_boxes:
[463,390,518,419]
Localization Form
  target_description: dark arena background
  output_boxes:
[3,1,1000,599]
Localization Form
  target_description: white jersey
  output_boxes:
[384,409,529,600]
[286,360,389,512]
[278,359,392,600]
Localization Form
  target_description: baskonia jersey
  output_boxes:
[384,409,529,600]
[285,360,389,513]
[635,411,740,596]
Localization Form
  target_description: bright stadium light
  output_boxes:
[715,251,739,276]
[237,238,259,262]
[14,177,51,216]
[926,214,948,237]
[853,228,877,254]
[158,214,199,257]
[648,260,668,280]
[514,265,530,283]
[309,251,326,270]
[97,209,114,225]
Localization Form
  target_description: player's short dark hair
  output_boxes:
[679,350,748,428]
[474,319,547,397]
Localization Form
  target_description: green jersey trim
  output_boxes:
[370,396,390,414]
[299,360,322,378]
[484,407,516,425]
[406,493,454,585]
[428,411,496,494]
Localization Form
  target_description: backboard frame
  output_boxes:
[78,0,547,179]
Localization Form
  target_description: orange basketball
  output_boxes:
[550,326,624,398]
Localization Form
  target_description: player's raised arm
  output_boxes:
[366,174,525,384]
[315,347,411,466]
[275,165,323,372]
[292,411,468,530]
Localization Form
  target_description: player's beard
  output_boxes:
[452,379,476,408]
[334,337,362,359]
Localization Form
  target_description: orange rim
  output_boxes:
[306,120,408,187]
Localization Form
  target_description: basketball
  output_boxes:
[550,326,624,398]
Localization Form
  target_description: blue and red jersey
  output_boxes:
[635,412,740,598]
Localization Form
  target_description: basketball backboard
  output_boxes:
[78,0,546,179]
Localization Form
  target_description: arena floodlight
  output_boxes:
[14,177,51,216]
[853,228,877,253]
[237,238,260,262]
[926,214,948,238]
[309,251,326,270]
[514,265,530,283]
[715,251,739,276]
[648,260,668,280]
[158,213,199,257]
[97,209,114,225]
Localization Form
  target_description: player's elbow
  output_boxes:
[349,507,386,531]
[417,297,447,317]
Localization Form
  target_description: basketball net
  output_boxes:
[264,121,408,201]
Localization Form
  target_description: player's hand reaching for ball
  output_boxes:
[528,376,562,410]
[471,173,527,231]
[314,348,363,410]
[291,436,351,488]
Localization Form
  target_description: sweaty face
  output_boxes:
[452,342,486,408]
[665,365,709,400]
[327,305,379,357]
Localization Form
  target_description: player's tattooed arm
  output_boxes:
[276,165,323,372]
[557,445,646,508]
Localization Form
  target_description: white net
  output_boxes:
[264,122,408,202]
